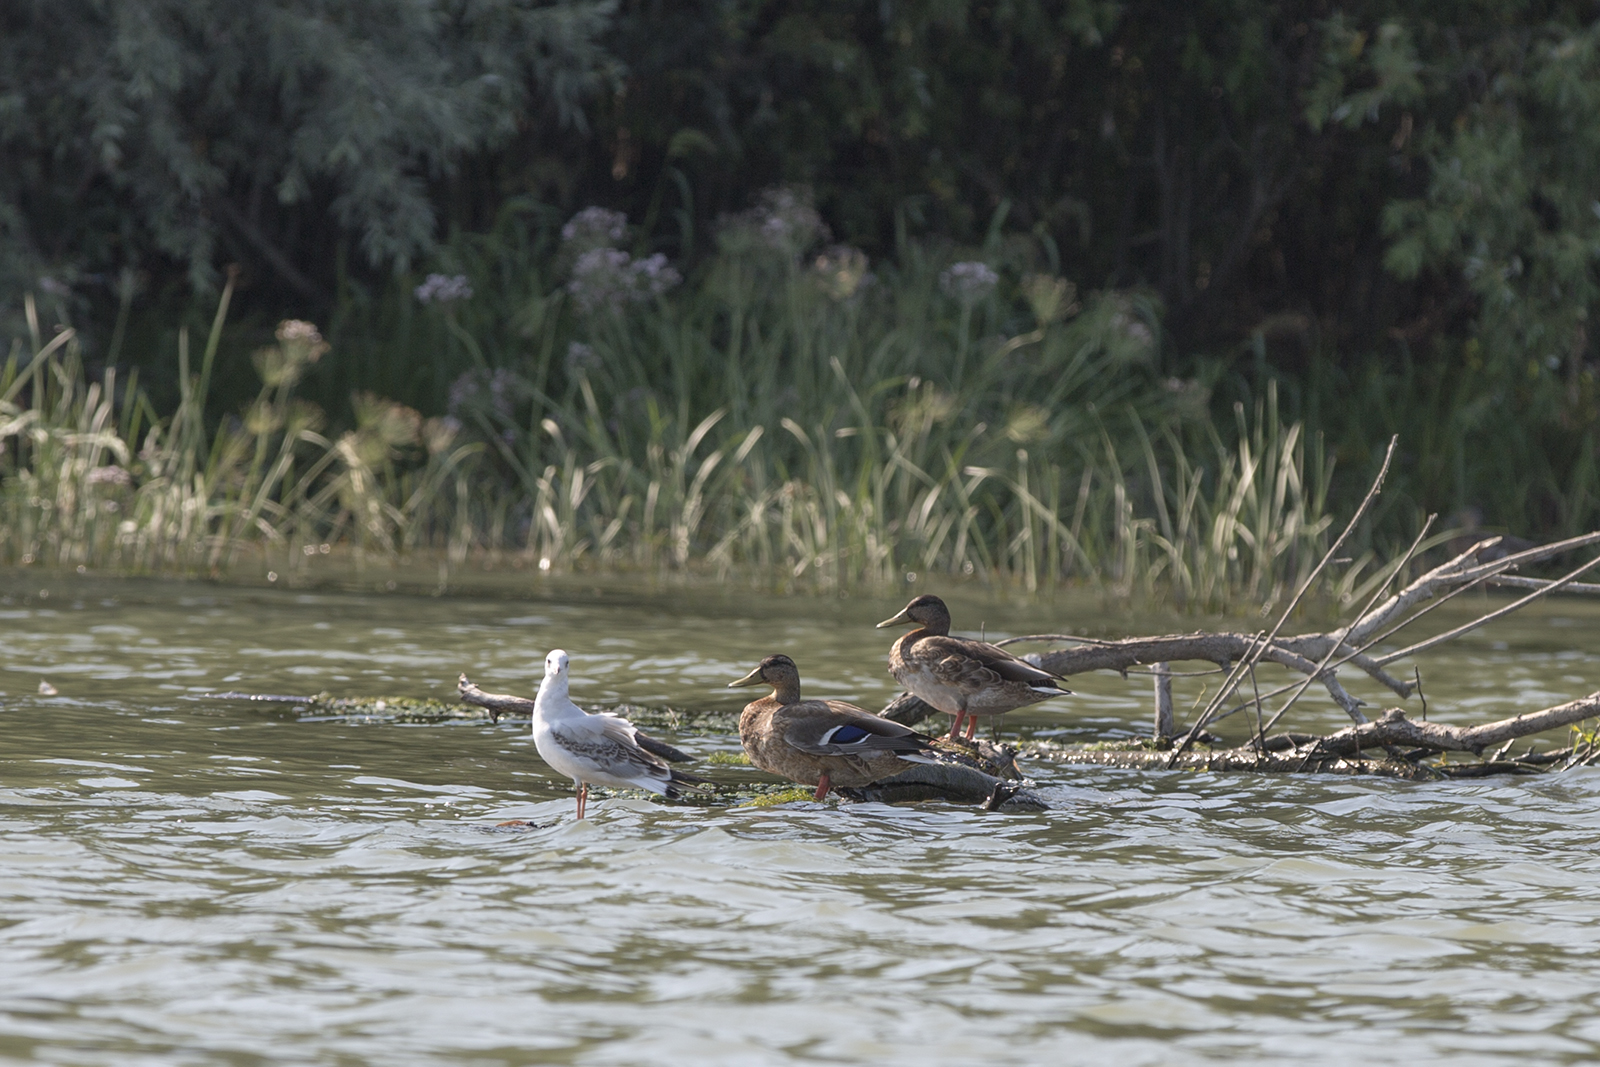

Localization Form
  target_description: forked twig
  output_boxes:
[1166,436,1398,765]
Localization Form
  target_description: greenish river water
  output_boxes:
[4,572,1600,1065]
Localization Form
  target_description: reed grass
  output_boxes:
[2,233,1350,610]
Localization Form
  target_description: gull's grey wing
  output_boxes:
[550,715,673,786]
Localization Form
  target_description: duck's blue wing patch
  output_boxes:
[827,724,873,745]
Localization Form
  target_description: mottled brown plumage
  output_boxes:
[877,594,1071,739]
[728,654,936,800]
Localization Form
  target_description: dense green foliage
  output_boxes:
[7,0,1600,551]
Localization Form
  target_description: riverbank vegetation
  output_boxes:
[9,2,1600,601]
[0,227,1352,609]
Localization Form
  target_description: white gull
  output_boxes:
[531,649,702,819]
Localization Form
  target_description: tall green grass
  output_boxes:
[2,216,1350,610]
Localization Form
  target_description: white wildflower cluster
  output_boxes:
[414,274,474,305]
[259,319,330,387]
[275,319,326,348]
[1110,298,1154,348]
[939,262,999,304]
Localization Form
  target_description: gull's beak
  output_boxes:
[728,665,766,688]
[876,608,913,629]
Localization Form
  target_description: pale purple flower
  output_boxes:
[566,248,681,313]
[448,371,479,414]
[414,274,473,304]
[448,368,524,422]
[562,207,628,250]
[631,253,680,297]
[939,262,999,303]
[565,342,602,375]
[719,186,829,258]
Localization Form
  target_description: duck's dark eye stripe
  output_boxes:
[828,724,872,745]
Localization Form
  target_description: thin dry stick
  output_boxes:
[1249,662,1268,760]
[1343,529,1600,641]
[1252,550,1600,747]
[995,633,1121,647]
[1253,512,1436,738]
[1165,631,1269,764]
[1375,551,1600,666]
[1167,436,1398,764]
[1212,524,1515,727]
[1489,575,1600,595]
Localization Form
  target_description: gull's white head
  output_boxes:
[544,649,570,678]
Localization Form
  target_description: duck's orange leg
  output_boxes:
[813,772,832,801]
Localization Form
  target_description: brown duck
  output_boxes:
[877,594,1070,740]
[727,654,938,800]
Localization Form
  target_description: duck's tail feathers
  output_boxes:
[1031,685,1073,697]
[897,751,947,767]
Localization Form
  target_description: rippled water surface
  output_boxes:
[5,572,1600,1065]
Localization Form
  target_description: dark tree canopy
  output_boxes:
[0,0,615,300]
[6,0,1600,392]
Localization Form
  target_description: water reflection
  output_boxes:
[3,574,1600,1063]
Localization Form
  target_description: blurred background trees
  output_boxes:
[6,0,1600,540]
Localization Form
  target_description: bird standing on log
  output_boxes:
[728,654,939,800]
[877,594,1071,740]
[530,649,704,819]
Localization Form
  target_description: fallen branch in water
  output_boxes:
[1313,696,1600,757]
[888,505,1600,779]
[1023,693,1599,779]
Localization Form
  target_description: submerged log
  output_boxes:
[841,763,1049,810]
